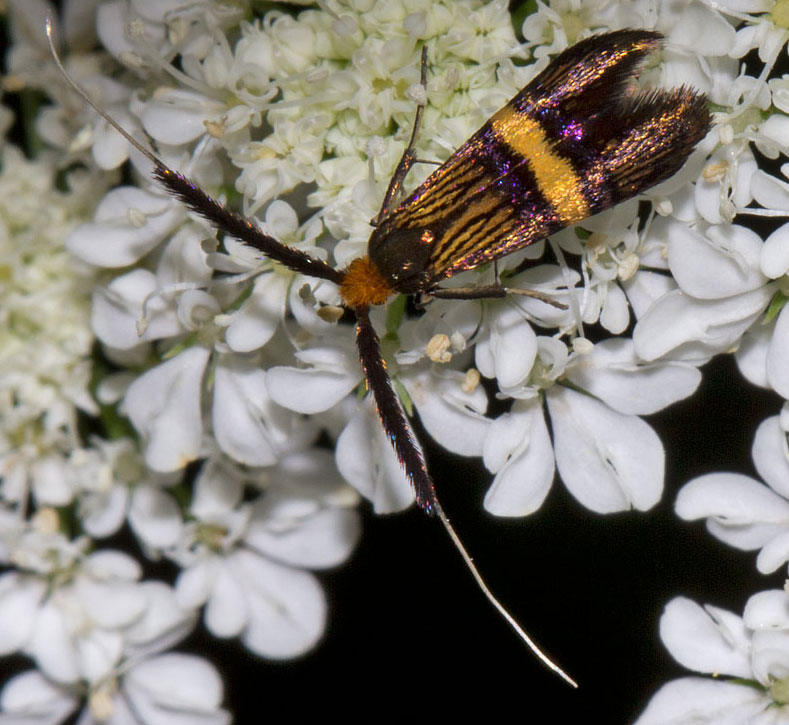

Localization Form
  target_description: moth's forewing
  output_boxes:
[368,29,710,293]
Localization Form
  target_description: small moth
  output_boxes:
[48,23,710,686]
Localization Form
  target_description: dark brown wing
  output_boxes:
[367,29,711,294]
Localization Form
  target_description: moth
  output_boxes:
[48,23,710,685]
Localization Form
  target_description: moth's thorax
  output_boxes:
[339,255,396,308]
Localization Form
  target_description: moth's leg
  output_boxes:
[372,46,433,225]
[428,285,567,310]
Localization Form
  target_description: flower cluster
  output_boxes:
[56,0,721,520]
[2,0,789,719]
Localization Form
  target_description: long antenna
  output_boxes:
[45,18,162,170]
[354,307,577,687]
[434,500,578,688]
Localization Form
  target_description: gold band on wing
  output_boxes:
[428,193,513,272]
[491,106,590,224]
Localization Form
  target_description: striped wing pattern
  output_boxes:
[367,29,710,294]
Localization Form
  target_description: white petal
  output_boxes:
[124,653,230,725]
[124,581,197,655]
[175,560,215,609]
[27,602,79,684]
[755,531,789,573]
[735,322,772,389]
[267,350,358,414]
[123,347,210,472]
[751,169,789,212]
[751,628,789,686]
[743,590,789,629]
[756,531,789,574]
[752,416,789,499]
[676,473,789,561]
[633,287,772,362]
[565,338,701,415]
[677,472,789,524]
[30,457,72,506]
[659,598,752,677]
[92,108,136,170]
[76,628,123,682]
[668,4,736,55]
[92,271,175,348]
[668,223,766,299]
[81,485,129,539]
[230,550,326,659]
[634,677,768,724]
[204,566,247,638]
[66,187,182,267]
[547,386,663,513]
[176,290,220,331]
[599,284,629,334]
[402,368,490,456]
[0,574,44,654]
[335,402,415,513]
[622,270,677,320]
[96,1,137,58]
[245,499,361,569]
[761,224,789,279]
[474,305,537,388]
[129,485,183,549]
[190,463,243,519]
[695,148,756,224]
[85,549,142,580]
[0,670,78,722]
[224,274,288,352]
[142,89,226,145]
[270,448,350,502]
[767,305,789,398]
[76,579,146,630]
[212,364,277,466]
[483,400,554,516]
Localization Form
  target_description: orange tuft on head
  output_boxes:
[339,255,394,309]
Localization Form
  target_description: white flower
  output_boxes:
[171,452,360,659]
[214,356,317,463]
[635,593,789,723]
[0,652,231,725]
[66,186,185,268]
[0,669,79,723]
[20,2,789,713]
[0,575,225,723]
[0,545,147,684]
[0,143,107,508]
[634,221,774,364]
[676,415,789,574]
[480,331,700,516]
